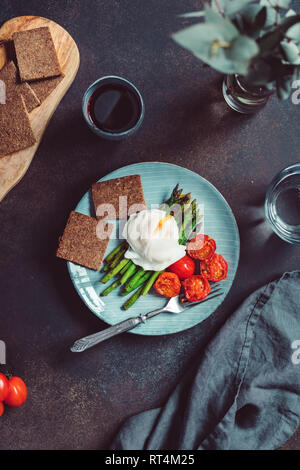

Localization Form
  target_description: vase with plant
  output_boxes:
[172,0,300,113]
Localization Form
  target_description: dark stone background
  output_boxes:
[0,0,299,450]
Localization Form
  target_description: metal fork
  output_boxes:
[70,285,223,352]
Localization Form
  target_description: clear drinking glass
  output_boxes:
[223,74,273,114]
[265,163,300,244]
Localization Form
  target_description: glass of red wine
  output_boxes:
[82,76,145,140]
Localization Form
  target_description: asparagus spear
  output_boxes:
[100,279,121,296]
[121,271,153,296]
[123,285,144,310]
[120,260,133,275]
[141,271,163,296]
[178,206,194,245]
[186,213,203,242]
[120,262,137,285]
[101,258,129,284]
[104,246,128,271]
[124,267,145,291]
[104,241,127,264]
[100,261,133,297]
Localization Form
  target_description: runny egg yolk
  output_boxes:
[153,215,174,234]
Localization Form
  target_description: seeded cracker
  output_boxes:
[0,89,36,157]
[92,175,146,219]
[56,211,114,271]
[0,61,40,112]
[13,27,61,82]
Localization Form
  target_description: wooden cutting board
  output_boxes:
[0,16,80,202]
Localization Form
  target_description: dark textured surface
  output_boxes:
[0,0,299,450]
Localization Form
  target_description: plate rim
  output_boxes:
[67,161,240,336]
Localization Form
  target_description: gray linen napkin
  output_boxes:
[111,271,300,450]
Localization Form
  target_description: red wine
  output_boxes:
[88,84,141,134]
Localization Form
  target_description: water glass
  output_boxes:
[265,163,300,244]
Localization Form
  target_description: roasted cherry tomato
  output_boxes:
[4,377,27,407]
[0,402,4,417]
[168,255,195,280]
[0,373,9,402]
[201,253,228,282]
[154,272,181,298]
[187,235,216,261]
[182,275,211,302]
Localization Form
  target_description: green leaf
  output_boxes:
[178,11,205,19]
[280,40,300,64]
[258,29,282,55]
[228,35,259,61]
[286,23,300,43]
[172,20,238,55]
[172,17,259,75]
[254,6,267,30]
[260,0,291,10]
[285,9,297,18]
[240,5,267,37]
[293,66,300,80]
[241,3,276,29]
[257,14,300,54]
[276,76,292,99]
[223,0,256,18]
[245,59,273,84]
[241,4,262,23]
[204,5,225,24]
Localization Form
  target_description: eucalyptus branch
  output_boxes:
[172,0,300,100]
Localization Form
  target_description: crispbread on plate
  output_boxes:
[0,61,40,112]
[0,91,36,157]
[56,211,113,271]
[29,74,64,103]
[92,174,146,219]
[13,26,61,82]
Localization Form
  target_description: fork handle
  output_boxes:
[71,316,143,352]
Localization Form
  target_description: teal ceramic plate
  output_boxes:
[68,162,240,335]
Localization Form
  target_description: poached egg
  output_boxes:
[122,209,186,271]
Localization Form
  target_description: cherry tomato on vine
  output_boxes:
[182,275,211,302]
[4,377,27,407]
[168,255,195,280]
[187,235,216,261]
[0,402,4,417]
[154,272,181,298]
[0,373,9,402]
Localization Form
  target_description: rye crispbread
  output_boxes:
[13,27,61,82]
[92,175,146,220]
[0,61,40,112]
[56,211,113,271]
[29,74,64,103]
[0,91,36,157]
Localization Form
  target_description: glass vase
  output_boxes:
[222,74,273,114]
